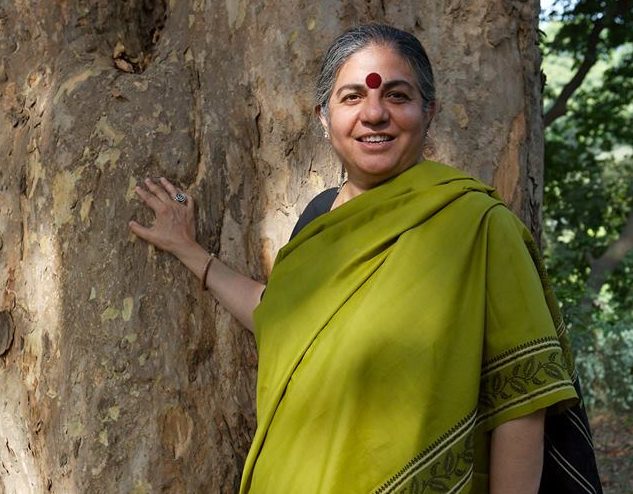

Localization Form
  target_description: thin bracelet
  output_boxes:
[201,253,216,291]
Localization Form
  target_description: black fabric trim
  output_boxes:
[289,187,338,240]
[539,380,603,493]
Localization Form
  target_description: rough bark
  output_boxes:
[0,1,543,492]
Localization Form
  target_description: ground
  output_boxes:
[591,411,633,494]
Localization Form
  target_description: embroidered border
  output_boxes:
[373,411,475,494]
[481,337,561,376]
[373,337,577,493]
[522,232,579,385]
[478,342,574,425]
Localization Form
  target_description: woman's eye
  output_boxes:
[387,92,410,102]
[342,93,361,103]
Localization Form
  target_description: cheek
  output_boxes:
[328,107,358,133]
[330,118,354,144]
[397,108,427,131]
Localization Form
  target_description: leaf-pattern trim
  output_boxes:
[392,463,474,494]
[478,346,574,425]
[373,411,476,494]
[478,382,574,426]
[521,236,579,383]
[482,338,561,376]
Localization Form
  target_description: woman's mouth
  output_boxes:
[357,134,395,143]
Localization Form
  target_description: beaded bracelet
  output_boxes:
[201,253,216,291]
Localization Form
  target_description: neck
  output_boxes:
[332,179,373,210]
[341,180,368,200]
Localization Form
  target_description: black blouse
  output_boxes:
[289,187,338,241]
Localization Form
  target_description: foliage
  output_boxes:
[574,322,633,410]
[540,0,633,411]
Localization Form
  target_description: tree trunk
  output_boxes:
[0,1,543,492]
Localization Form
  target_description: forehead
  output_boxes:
[334,44,414,87]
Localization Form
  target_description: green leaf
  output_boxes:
[428,479,449,492]
[509,377,528,394]
[443,450,456,473]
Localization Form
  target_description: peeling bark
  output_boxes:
[0,1,543,492]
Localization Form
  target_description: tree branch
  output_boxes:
[582,207,633,308]
[544,0,630,128]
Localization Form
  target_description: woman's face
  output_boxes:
[320,44,434,190]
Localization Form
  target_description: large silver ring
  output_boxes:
[174,192,187,204]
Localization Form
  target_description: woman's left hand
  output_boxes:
[128,177,197,258]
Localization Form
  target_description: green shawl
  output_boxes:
[241,161,577,493]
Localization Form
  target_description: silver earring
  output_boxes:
[338,165,347,192]
[324,130,329,140]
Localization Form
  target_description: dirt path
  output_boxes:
[591,412,633,494]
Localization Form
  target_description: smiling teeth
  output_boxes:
[360,135,393,143]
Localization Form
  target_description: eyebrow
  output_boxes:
[335,79,416,97]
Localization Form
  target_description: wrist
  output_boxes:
[173,240,210,279]
[200,253,216,290]
[172,238,203,261]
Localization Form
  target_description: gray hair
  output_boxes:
[315,24,435,118]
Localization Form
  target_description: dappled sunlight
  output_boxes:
[0,223,62,492]
[19,229,62,392]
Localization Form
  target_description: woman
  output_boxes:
[130,24,600,494]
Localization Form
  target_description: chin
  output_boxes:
[362,161,413,177]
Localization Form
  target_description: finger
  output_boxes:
[144,178,172,203]
[128,220,154,242]
[134,185,164,213]
[159,177,179,197]
[160,177,193,210]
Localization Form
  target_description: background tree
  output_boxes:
[0,1,544,492]
[540,0,633,412]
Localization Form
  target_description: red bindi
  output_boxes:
[365,72,382,89]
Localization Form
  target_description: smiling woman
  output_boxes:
[317,44,434,195]
[129,23,600,494]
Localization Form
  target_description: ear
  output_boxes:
[422,101,437,136]
[424,100,437,119]
[315,105,329,132]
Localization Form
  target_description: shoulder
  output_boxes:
[485,203,529,238]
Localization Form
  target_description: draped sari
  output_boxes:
[240,161,578,493]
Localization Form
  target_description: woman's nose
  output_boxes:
[360,94,388,125]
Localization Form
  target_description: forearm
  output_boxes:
[489,409,546,494]
[174,241,265,333]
